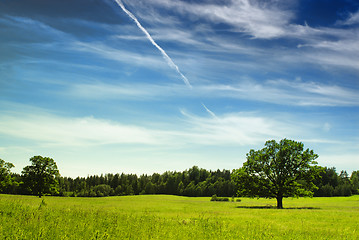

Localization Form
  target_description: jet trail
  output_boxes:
[202,103,218,119]
[114,0,192,89]
[115,1,218,118]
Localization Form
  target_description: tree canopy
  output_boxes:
[22,156,60,197]
[0,158,15,193]
[232,139,321,209]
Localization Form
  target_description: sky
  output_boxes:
[0,0,358,177]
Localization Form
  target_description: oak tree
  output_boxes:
[232,139,320,209]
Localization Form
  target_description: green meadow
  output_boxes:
[0,194,358,239]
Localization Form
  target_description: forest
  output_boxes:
[2,160,359,198]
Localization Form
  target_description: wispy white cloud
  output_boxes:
[1,101,356,176]
[5,7,357,79]
[0,112,162,147]
[120,0,359,73]
[0,107,262,148]
[64,78,359,107]
[179,109,300,146]
[123,0,292,39]
[265,79,359,105]
[295,25,359,71]
[298,50,359,72]
[0,103,322,148]
[303,38,359,53]
[127,0,357,42]
[205,79,359,106]
[336,10,359,26]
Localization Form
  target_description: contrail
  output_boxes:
[114,0,192,89]
[202,103,217,118]
[115,1,218,118]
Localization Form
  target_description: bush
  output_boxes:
[210,194,229,202]
[218,197,229,201]
[210,194,217,201]
[93,184,114,197]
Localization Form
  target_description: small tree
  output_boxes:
[350,171,359,194]
[22,156,60,197]
[232,139,320,209]
[92,184,114,197]
[0,158,15,193]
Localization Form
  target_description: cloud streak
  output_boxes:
[114,0,192,88]
[202,79,359,107]
[1,102,357,175]
[0,106,297,148]
[63,78,359,107]
[179,109,299,146]
[123,0,293,39]
[0,112,163,147]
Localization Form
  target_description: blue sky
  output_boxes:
[0,0,358,177]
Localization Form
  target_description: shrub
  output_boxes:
[93,184,114,197]
[210,194,217,201]
[218,197,229,201]
[210,194,229,201]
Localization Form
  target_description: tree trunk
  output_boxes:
[276,196,283,209]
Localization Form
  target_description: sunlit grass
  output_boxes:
[0,194,358,239]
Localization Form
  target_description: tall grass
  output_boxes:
[0,194,358,239]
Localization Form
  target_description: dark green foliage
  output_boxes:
[56,166,237,198]
[350,171,359,194]
[334,183,352,197]
[21,156,60,197]
[317,184,334,197]
[77,184,114,197]
[314,168,357,197]
[53,164,359,199]
[232,139,321,209]
[75,184,115,197]
[210,194,229,201]
[0,159,15,193]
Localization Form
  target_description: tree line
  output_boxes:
[3,161,237,197]
[1,139,358,204]
[57,166,237,197]
[314,167,359,197]
[1,158,358,198]
[56,166,359,198]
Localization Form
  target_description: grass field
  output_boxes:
[0,194,358,239]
